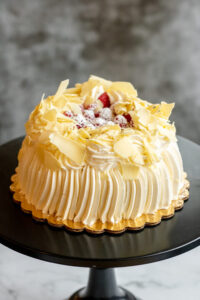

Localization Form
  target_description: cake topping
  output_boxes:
[26,75,176,168]
[94,112,100,118]
[123,113,132,123]
[83,109,95,120]
[93,117,106,127]
[74,114,87,127]
[85,103,98,111]
[98,92,111,108]
[114,137,144,165]
[113,115,128,128]
[64,110,73,118]
[99,108,113,121]
[62,94,131,130]
[107,121,115,126]
[50,134,86,165]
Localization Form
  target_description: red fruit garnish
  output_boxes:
[98,92,110,108]
[64,111,73,118]
[130,120,134,127]
[95,112,100,118]
[86,103,97,110]
[119,123,127,128]
[76,124,82,129]
[123,113,132,123]
[114,115,128,128]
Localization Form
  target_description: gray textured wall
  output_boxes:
[0,0,200,144]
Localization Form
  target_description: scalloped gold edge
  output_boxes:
[10,172,190,234]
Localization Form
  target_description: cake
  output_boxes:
[10,75,189,233]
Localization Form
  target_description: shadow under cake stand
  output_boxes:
[0,136,200,300]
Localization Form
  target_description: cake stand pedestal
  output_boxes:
[0,136,200,300]
[69,268,135,300]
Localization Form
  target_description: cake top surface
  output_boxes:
[24,75,176,175]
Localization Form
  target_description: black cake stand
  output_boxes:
[0,136,200,300]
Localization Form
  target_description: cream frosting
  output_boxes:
[14,75,186,227]
[15,137,184,226]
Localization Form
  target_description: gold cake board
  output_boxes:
[10,173,190,234]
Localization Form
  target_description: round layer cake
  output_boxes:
[10,75,189,233]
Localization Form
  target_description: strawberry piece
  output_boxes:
[123,113,132,123]
[95,112,100,118]
[98,92,110,108]
[76,124,82,129]
[64,111,73,118]
[86,103,97,110]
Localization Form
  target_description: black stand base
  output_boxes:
[69,268,137,300]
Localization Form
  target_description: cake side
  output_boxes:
[10,172,189,233]
[10,75,190,233]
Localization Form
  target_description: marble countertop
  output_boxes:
[0,243,199,300]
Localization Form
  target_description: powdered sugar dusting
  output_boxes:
[114,115,128,128]
[83,109,95,120]
[93,117,106,127]
[99,108,113,121]
[63,93,134,130]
